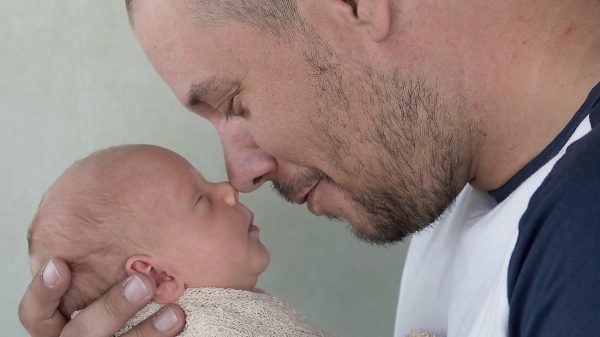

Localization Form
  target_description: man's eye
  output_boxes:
[224,96,245,121]
[225,98,236,121]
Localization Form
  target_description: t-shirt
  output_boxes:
[394,82,600,337]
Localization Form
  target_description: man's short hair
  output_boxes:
[126,0,300,37]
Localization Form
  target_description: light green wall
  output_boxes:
[0,1,409,336]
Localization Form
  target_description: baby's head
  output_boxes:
[28,144,270,316]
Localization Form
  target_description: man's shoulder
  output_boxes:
[512,121,600,267]
[515,82,600,238]
[530,123,600,212]
[506,124,600,337]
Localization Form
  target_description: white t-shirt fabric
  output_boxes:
[394,82,600,337]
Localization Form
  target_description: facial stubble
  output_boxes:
[299,35,467,244]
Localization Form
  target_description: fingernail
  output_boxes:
[122,275,150,303]
[41,260,60,287]
[154,306,179,332]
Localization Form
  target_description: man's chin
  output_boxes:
[324,214,343,222]
[306,188,416,244]
[339,217,409,246]
[353,229,406,246]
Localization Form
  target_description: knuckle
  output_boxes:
[17,299,44,335]
[103,292,122,319]
[18,299,31,327]
[60,321,87,337]
[134,326,148,337]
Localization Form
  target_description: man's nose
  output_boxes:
[218,123,277,193]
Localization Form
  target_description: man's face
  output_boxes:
[132,1,470,244]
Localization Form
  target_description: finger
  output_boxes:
[19,258,71,337]
[120,304,185,337]
[61,273,155,337]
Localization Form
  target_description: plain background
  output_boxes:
[0,1,410,336]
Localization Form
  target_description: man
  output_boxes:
[19,0,600,336]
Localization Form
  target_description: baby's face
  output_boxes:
[140,152,270,290]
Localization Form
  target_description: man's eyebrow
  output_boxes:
[186,77,219,108]
[186,77,240,109]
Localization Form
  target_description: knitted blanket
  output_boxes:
[115,288,335,337]
[114,287,438,337]
[406,331,439,337]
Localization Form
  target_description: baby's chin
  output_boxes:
[256,247,271,277]
[243,261,271,290]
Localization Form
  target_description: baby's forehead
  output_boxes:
[188,166,204,178]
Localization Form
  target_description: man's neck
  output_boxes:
[466,0,600,191]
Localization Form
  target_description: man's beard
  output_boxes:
[273,27,470,245]
[271,147,463,246]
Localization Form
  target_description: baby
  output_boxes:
[28,144,336,336]
[28,144,269,312]
[27,144,437,337]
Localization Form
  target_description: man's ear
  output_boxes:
[354,0,392,42]
[331,0,392,42]
[125,255,185,304]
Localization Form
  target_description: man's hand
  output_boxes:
[19,259,185,337]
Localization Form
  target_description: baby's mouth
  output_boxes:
[248,213,259,232]
[248,223,259,233]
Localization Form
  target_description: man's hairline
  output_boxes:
[125,0,135,25]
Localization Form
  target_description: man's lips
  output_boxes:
[306,180,325,216]
[294,179,321,204]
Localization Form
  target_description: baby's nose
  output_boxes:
[215,182,239,207]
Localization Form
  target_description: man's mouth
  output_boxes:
[295,179,321,204]
[306,180,325,215]
[272,169,330,205]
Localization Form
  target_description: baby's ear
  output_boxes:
[125,255,185,304]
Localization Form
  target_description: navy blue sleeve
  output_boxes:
[507,126,600,337]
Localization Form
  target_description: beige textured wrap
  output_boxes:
[115,288,336,337]
[114,288,437,337]
[405,331,439,337]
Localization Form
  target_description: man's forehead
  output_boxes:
[130,1,238,98]
[129,0,190,32]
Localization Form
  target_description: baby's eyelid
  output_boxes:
[194,193,204,206]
